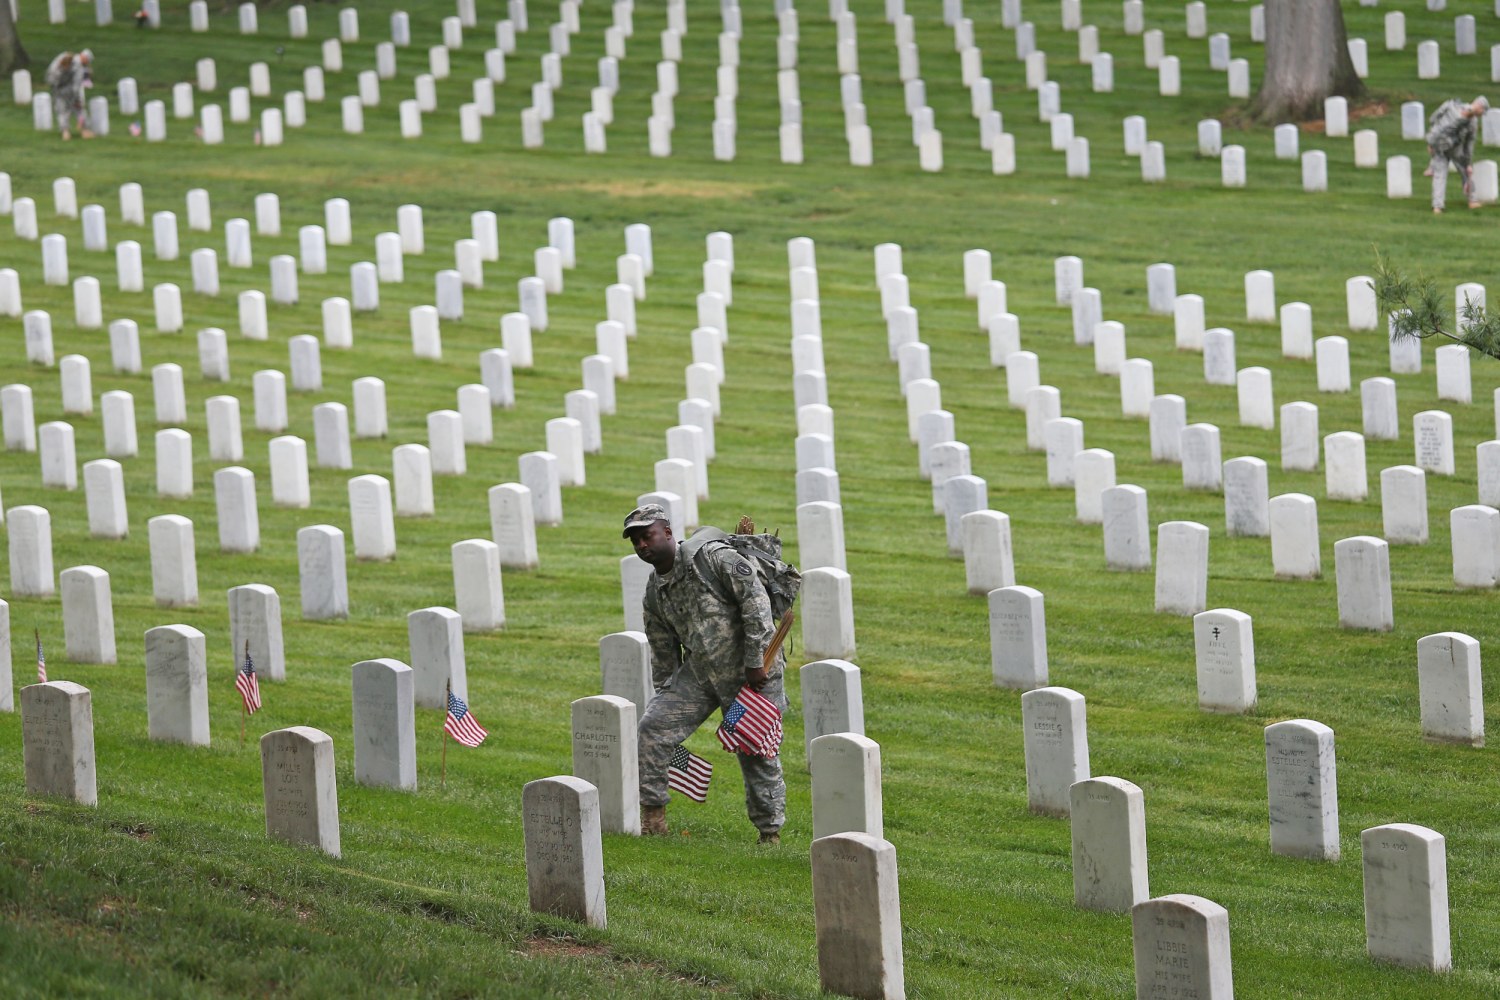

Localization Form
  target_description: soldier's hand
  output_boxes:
[745,665,770,690]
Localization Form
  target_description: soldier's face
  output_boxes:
[629,521,674,568]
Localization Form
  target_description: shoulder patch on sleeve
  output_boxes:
[735,561,753,576]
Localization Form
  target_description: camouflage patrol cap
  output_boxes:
[622,503,669,538]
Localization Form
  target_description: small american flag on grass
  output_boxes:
[34,630,46,684]
[715,687,783,759]
[667,745,713,802]
[235,644,261,714]
[444,690,489,748]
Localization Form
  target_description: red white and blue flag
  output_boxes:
[716,687,783,759]
[235,645,261,714]
[667,744,713,802]
[444,690,489,748]
[34,631,46,684]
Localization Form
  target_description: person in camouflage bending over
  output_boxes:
[623,504,787,844]
[1425,95,1488,213]
[45,50,95,141]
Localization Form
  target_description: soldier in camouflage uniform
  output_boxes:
[622,504,787,844]
[1425,96,1488,213]
[45,50,95,141]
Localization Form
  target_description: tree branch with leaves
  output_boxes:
[1373,252,1500,361]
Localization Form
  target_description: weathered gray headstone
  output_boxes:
[1154,521,1208,615]
[148,515,199,611]
[1021,686,1088,816]
[570,695,640,835]
[229,583,285,681]
[1450,505,1500,588]
[1335,536,1393,631]
[1381,466,1429,544]
[1103,485,1151,571]
[1180,423,1222,491]
[61,566,115,664]
[487,482,539,571]
[214,467,260,553]
[1270,494,1321,579]
[961,510,1014,594]
[798,500,847,572]
[260,726,340,856]
[1131,894,1233,999]
[1325,431,1368,501]
[811,832,905,1000]
[1194,609,1256,713]
[452,539,505,631]
[1361,823,1449,971]
[943,475,987,556]
[811,733,883,839]
[801,658,865,758]
[145,624,209,745]
[1223,456,1270,537]
[22,681,97,805]
[599,631,652,711]
[1264,719,1339,860]
[988,585,1047,689]
[803,567,856,660]
[1413,410,1454,475]
[352,658,416,790]
[1070,776,1148,912]
[620,555,652,632]
[1416,632,1483,746]
[348,475,396,561]
[523,775,607,927]
[8,505,54,596]
[408,607,466,708]
[0,600,10,712]
[297,525,349,620]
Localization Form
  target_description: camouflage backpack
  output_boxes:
[679,525,802,622]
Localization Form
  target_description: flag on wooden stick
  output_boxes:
[667,745,713,802]
[235,643,261,714]
[444,690,489,748]
[34,630,46,683]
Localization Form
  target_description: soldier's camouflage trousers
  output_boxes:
[638,668,787,834]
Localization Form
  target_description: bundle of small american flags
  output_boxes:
[444,690,489,748]
[667,744,713,801]
[715,687,783,759]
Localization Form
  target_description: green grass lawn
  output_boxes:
[2,1,1500,996]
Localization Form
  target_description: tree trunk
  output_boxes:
[0,0,28,76]
[1249,0,1364,123]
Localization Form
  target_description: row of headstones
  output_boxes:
[1207,141,1500,202]
[3,425,557,582]
[2,174,678,475]
[884,236,1469,983]
[993,570,1484,741]
[3,486,511,629]
[1013,687,1456,978]
[955,391,1488,562]
[871,247,1435,634]
[4,204,740,577]
[10,185,587,313]
[17,0,540,143]
[32,0,479,38]
[887,250,1471,544]
[0,342,571,525]
[948,255,1483,461]
[2,196,640,491]
[12,604,1457,993]
[9,233,738,624]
